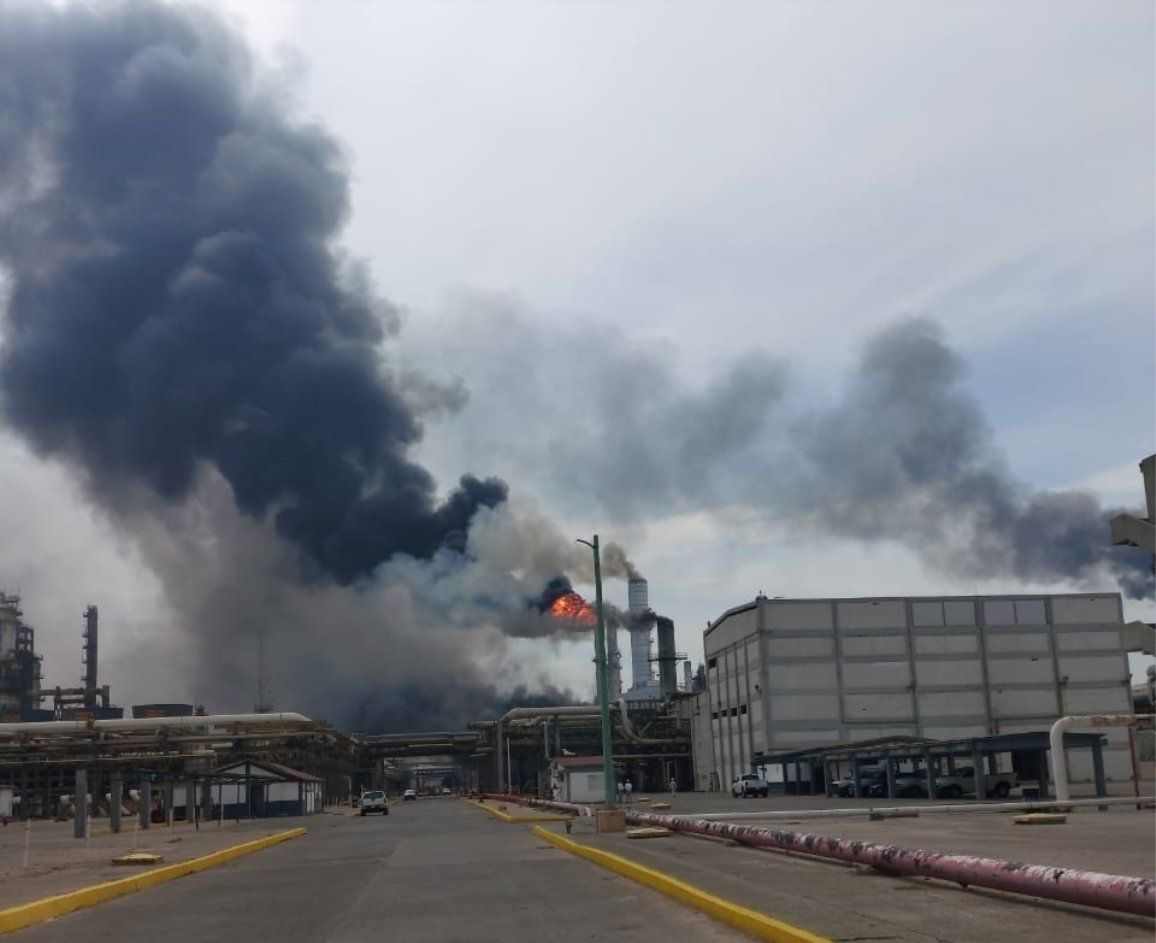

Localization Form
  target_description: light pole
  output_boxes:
[577,535,616,808]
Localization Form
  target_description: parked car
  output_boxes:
[731,773,770,798]
[934,767,1015,799]
[402,788,417,802]
[891,775,929,799]
[359,790,389,816]
[829,770,884,798]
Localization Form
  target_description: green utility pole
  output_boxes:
[578,535,616,808]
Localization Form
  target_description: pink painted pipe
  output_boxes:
[627,810,1155,918]
[487,795,1154,917]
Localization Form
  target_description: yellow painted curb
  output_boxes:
[0,827,306,935]
[533,826,831,943]
[464,800,569,823]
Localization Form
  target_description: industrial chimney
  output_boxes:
[656,616,677,697]
[627,578,653,690]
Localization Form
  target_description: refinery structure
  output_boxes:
[0,456,1151,825]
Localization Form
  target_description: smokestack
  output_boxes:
[82,605,98,710]
[627,578,649,613]
[606,625,622,698]
[627,578,652,689]
[656,616,676,697]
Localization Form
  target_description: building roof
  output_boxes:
[552,756,604,770]
[217,760,322,783]
[705,592,1124,638]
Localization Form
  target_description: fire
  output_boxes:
[549,591,596,627]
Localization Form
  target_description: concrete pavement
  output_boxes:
[560,812,1154,942]
[8,797,1152,942]
[0,817,292,910]
[7,799,747,942]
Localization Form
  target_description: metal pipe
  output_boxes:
[1049,714,1153,803]
[624,809,1154,917]
[0,712,312,736]
[499,706,601,723]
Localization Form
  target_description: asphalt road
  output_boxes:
[11,800,747,943]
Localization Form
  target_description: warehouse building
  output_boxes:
[695,593,1135,791]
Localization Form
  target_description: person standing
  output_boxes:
[616,780,624,804]
[624,779,633,804]
[669,776,677,798]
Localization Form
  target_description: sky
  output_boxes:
[0,0,1152,721]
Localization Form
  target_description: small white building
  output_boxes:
[549,756,606,804]
[214,761,323,817]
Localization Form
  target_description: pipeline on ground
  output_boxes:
[482,793,1155,918]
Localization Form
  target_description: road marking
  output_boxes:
[0,827,306,935]
[464,800,569,823]
[533,825,831,943]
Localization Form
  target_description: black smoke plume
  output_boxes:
[0,0,505,584]
[414,300,1154,600]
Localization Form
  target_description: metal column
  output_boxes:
[139,777,151,829]
[971,745,985,801]
[73,769,87,840]
[109,776,122,834]
[1092,743,1107,798]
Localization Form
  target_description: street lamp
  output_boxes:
[577,534,616,809]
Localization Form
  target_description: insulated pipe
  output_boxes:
[500,706,601,724]
[0,712,312,736]
[1049,714,1154,803]
[496,793,1155,917]
[623,810,1155,917]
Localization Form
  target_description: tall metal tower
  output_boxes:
[254,623,273,713]
[81,605,98,710]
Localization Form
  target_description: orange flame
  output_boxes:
[549,591,596,627]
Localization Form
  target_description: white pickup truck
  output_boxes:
[359,790,389,815]
[731,773,770,798]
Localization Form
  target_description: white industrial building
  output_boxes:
[694,593,1135,791]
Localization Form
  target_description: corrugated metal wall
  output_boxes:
[701,594,1132,788]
